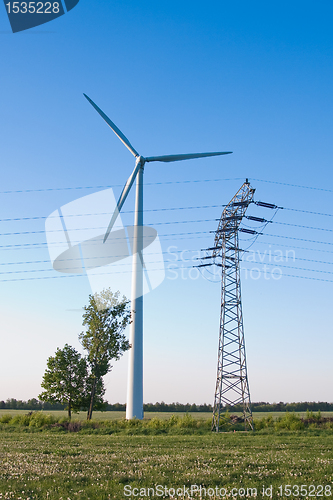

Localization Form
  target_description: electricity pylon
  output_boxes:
[211,180,255,432]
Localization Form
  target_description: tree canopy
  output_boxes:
[79,289,131,419]
[39,344,88,419]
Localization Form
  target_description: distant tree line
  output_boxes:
[99,401,333,412]
[225,402,333,412]
[143,402,213,412]
[0,398,65,410]
[104,402,214,412]
[2,399,332,412]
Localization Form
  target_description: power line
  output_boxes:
[0,178,244,195]
[241,269,333,284]
[0,202,332,224]
[249,240,333,254]
[242,261,333,276]
[0,219,218,237]
[273,221,333,232]
[0,177,332,288]
[0,264,196,282]
[260,233,333,246]
[281,207,333,217]
[0,228,331,250]
[0,204,228,222]
[0,250,333,271]
[1,262,333,283]
[0,231,213,250]
[249,178,333,193]
[0,215,333,237]
[233,252,333,267]
[0,176,331,197]
[0,247,200,267]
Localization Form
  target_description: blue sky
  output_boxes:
[0,0,332,404]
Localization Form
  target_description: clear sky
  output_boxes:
[0,0,332,405]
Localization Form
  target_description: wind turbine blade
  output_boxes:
[83,94,139,158]
[145,151,232,163]
[103,162,141,243]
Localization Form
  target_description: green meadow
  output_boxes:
[1,430,333,499]
[0,412,333,499]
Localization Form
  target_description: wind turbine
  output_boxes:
[84,93,232,419]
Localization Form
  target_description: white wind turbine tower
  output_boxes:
[84,94,232,419]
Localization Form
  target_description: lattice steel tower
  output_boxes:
[211,180,255,432]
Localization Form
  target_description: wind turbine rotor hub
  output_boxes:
[136,155,145,166]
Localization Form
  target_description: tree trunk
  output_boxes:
[87,377,97,420]
[68,400,72,420]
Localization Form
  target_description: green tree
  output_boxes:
[39,344,88,419]
[79,289,131,420]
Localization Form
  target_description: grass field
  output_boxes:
[0,430,333,499]
[1,410,333,420]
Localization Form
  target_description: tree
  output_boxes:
[79,289,131,420]
[83,374,106,412]
[39,344,88,419]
